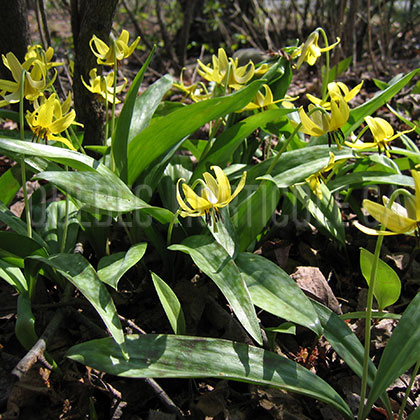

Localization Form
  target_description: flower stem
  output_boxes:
[60,185,70,253]
[358,188,405,419]
[19,69,32,238]
[318,28,330,100]
[110,41,118,172]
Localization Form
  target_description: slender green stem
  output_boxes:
[358,232,384,419]
[110,41,118,172]
[398,357,420,420]
[358,188,407,419]
[19,69,32,238]
[318,28,330,100]
[60,184,70,253]
[103,74,110,144]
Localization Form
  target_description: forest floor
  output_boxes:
[1,6,420,420]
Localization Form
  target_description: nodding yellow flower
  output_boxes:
[345,116,415,157]
[292,29,340,69]
[89,29,140,66]
[0,52,50,105]
[197,48,255,90]
[82,68,127,104]
[25,45,62,70]
[176,166,247,227]
[355,170,420,236]
[26,93,82,150]
[305,152,335,200]
[307,81,363,110]
[298,93,349,147]
[237,84,297,112]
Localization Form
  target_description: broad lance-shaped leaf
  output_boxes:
[363,291,420,418]
[343,68,420,136]
[34,171,173,224]
[169,235,262,345]
[111,46,156,182]
[66,334,353,419]
[256,145,354,188]
[360,248,401,311]
[0,137,115,180]
[127,80,265,185]
[291,184,345,244]
[98,242,147,290]
[237,252,322,336]
[151,271,186,335]
[28,254,127,359]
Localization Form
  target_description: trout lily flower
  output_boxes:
[298,92,349,147]
[197,48,255,90]
[307,81,363,110]
[237,85,297,112]
[26,93,82,150]
[306,152,335,200]
[345,116,415,157]
[355,170,420,236]
[25,45,62,70]
[176,166,247,227]
[90,29,140,66]
[0,52,50,105]
[292,29,340,69]
[82,68,127,104]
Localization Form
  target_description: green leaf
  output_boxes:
[37,200,80,254]
[151,271,186,334]
[360,248,401,311]
[127,80,265,185]
[169,235,262,344]
[231,181,281,252]
[16,292,39,350]
[343,68,420,136]
[363,291,420,418]
[0,201,47,249]
[291,184,345,244]
[192,108,293,182]
[29,254,127,359]
[0,231,48,264]
[237,252,322,336]
[98,242,147,290]
[34,171,173,224]
[0,138,110,176]
[0,165,21,206]
[128,74,173,142]
[0,260,28,294]
[111,46,156,182]
[328,171,414,193]
[407,406,420,420]
[66,334,353,419]
[256,145,354,188]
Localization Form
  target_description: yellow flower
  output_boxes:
[298,93,349,147]
[89,29,140,66]
[0,52,49,104]
[355,170,420,236]
[237,84,292,112]
[345,116,415,157]
[197,48,255,90]
[305,152,335,199]
[307,81,363,110]
[82,68,127,104]
[26,93,82,150]
[25,45,62,70]
[292,30,340,69]
[176,166,247,226]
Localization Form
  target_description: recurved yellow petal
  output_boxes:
[363,199,417,233]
